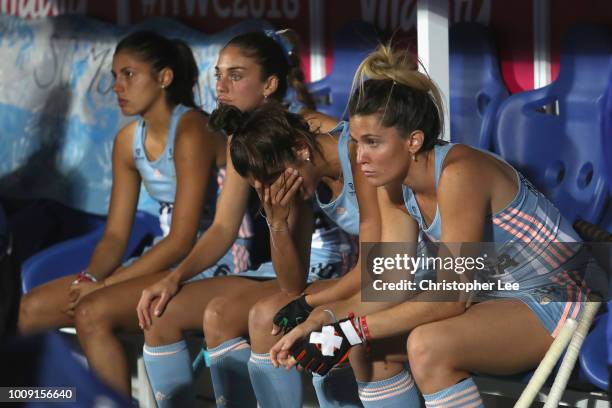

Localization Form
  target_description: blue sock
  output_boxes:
[423,377,483,408]
[247,351,302,408]
[312,364,362,407]
[208,337,257,407]
[357,369,421,407]
[143,339,194,408]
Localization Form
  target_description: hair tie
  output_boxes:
[264,30,294,65]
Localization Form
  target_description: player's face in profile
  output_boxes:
[112,52,163,116]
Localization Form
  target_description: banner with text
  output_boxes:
[0,15,269,214]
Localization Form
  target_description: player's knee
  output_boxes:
[17,293,42,334]
[407,324,450,382]
[248,295,279,335]
[74,296,109,337]
[146,304,180,344]
[202,296,232,344]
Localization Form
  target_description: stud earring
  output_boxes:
[412,153,417,162]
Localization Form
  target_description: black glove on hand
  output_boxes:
[273,295,313,334]
[290,317,365,376]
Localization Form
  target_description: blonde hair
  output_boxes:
[349,44,445,145]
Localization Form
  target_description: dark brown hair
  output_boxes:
[209,103,321,184]
[115,31,199,108]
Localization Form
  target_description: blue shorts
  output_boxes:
[413,248,606,337]
[185,238,252,282]
[480,283,591,336]
[208,221,357,282]
[123,237,252,282]
[226,244,348,283]
[477,252,606,337]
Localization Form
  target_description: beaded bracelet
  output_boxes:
[72,269,98,285]
[267,220,289,232]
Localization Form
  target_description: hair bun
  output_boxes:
[209,104,246,135]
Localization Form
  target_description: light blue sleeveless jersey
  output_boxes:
[133,105,252,237]
[315,121,359,236]
[238,111,357,281]
[402,143,605,292]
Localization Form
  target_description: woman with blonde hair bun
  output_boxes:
[271,44,606,408]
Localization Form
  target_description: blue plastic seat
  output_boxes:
[609,307,612,393]
[308,21,379,120]
[21,211,162,293]
[600,67,612,234]
[603,67,612,192]
[493,25,612,224]
[0,331,130,407]
[600,205,612,235]
[579,313,609,391]
[449,23,508,150]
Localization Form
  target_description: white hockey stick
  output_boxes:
[514,318,578,408]
[542,300,601,408]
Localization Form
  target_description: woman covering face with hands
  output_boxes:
[133,30,353,408]
[225,100,387,407]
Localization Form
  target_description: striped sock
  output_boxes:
[247,351,302,408]
[208,337,257,407]
[357,369,420,407]
[423,377,484,408]
[143,339,194,408]
[312,364,361,407]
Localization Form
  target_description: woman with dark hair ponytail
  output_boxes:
[275,28,317,112]
[114,31,200,109]
[17,31,250,398]
[134,30,360,407]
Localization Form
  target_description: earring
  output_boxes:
[305,156,311,162]
[412,153,417,162]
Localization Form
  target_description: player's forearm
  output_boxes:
[270,227,309,296]
[306,266,361,307]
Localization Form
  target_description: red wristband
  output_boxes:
[359,316,373,342]
[72,270,97,284]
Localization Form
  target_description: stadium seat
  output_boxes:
[603,66,612,192]
[0,331,130,407]
[600,206,612,234]
[21,211,162,293]
[579,313,609,391]
[449,23,508,150]
[4,199,108,265]
[308,21,379,120]
[599,67,612,234]
[493,25,612,224]
[609,307,612,397]
[574,220,612,392]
